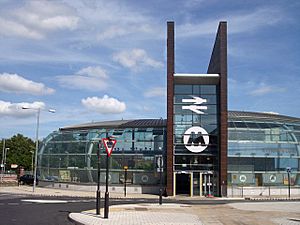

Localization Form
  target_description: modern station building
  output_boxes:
[39,22,300,197]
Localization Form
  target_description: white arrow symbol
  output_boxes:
[182,105,207,114]
[182,96,207,105]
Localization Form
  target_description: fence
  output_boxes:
[228,185,300,197]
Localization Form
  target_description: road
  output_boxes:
[0,193,96,225]
[4,192,298,225]
[0,193,247,225]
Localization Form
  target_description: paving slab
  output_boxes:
[69,203,203,225]
[228,201,300,213]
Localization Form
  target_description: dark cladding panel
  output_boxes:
[207,21,228,197]
[166,21,175,196]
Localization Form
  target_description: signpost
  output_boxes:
[124,166,128,197]
[102,137,117,219]
[286,167,291,199]
[96,141,102,215]
[157,155,163,205]
[239,175,246,197]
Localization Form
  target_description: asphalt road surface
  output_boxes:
[0,194,163,225]
[0,193,245,225]
[0,193,97,225]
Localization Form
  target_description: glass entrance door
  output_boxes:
[192,172,200,196]
[202,172,213,196]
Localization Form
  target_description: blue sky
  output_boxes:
[0,0,299,140]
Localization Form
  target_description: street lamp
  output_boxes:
[3,147,9,173]
[22,106,55,192]
[1,139,7,183]
[30,150,34,175]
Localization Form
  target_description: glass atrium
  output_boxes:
[39,112,300,187]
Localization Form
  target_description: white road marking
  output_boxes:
[22,199,68,204]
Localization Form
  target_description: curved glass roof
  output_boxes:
[228,111,300,124]
[60,111,300,131]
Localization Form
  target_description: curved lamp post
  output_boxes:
[4,147,9,173]
[22,106,55,192]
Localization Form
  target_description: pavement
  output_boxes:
[69,204,203,225]
[68,201,300,225]
[1,186,300,225]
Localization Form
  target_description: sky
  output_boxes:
[0,0,299,140]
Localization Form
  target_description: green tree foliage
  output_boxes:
[0,134,35,171]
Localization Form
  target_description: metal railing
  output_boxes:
[228,185,300,198]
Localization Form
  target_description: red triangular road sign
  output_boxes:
[102,138,117,157]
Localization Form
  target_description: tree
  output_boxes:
[0,134,35,171]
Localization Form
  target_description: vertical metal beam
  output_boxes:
[166,21,175,196]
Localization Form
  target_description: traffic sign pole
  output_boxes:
[104,153,109,218]
[96,141,101,215]
[102,137,117,219]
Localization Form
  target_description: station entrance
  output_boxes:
[175,173,191,195]
[175,171,215,196]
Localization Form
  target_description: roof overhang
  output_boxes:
[174,73,219,84]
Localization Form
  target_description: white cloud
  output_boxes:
[0,100,45,118]
[17,1,79,31]
[0,18,43,39]
[183,0,207,8]
[97,24,156,42]
[0,73,55,95]
[54,1,162,41]
[144,87,166,98]
[230,79,286,97]
[249,84,285,96]
[56,66,109,91]
[38,15,78,31]
[97,26,130,41]
[0,1,79,39]
[113,49,163,71]
[178,7,283,37]
[77,66,108,78]
[81,95,126,114]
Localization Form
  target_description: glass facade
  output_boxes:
[39,112,300,188]
[39,124,165,185]
[173,84,219,195]
[228,113,300,186]
[173,85,219,166]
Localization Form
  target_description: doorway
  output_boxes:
[176,173,191,195]
[202,172,213,196]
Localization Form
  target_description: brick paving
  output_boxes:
[70,210,202,225]
[190,203,300,225]
[70,203,203,225]
[69,202,300,225]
